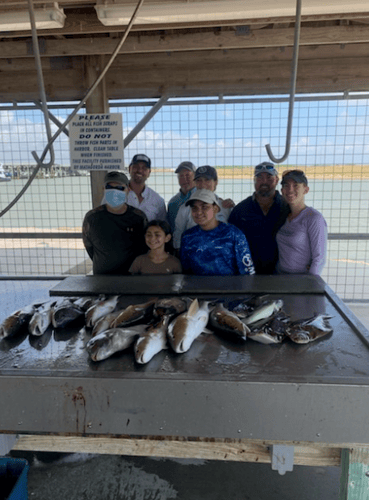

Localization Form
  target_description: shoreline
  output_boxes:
[154,166,369,180]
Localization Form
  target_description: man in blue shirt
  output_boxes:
[167,161,196,231]
[228,162,290,274]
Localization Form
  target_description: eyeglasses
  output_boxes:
[105,183,126,191]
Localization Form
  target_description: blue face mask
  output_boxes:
[105,188,126,208]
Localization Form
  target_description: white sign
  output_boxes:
[69,113,124,170]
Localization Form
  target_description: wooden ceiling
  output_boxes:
[0,1,369,102]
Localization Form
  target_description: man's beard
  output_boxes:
[257,186,273,197]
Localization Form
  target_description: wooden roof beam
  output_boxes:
[2,24,369,58]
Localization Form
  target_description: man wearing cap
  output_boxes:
[228,161,290,274]
[173,165,235,249]
[167,161,196,232]
[126,154,167,222]
[180,189,255,276]
[82,171,147,275]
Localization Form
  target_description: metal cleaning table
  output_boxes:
[1,275,368,497]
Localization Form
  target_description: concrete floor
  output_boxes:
[5,304,368,500]
[8,451,342,500]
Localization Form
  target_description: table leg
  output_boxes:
[340,448,369,499]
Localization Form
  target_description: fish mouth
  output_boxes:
[177,340,188,353]
[136,354,145,364]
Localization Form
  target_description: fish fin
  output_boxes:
[187,298,199,316]
[202,327,213,335]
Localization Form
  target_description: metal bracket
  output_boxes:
[235,26,251,36]
[0,434,18,456]
[270,445,294,475]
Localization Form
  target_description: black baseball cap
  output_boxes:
[281,169,308,186]
[194,165,218,181]
[104,170,129,186]
[130,154,151,168]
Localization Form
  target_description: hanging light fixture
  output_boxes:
[0,2,65,32]
[95,0,252,26]
[95,0,369,27]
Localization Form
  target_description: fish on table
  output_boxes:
[209,302,249,341]
[167,299,211,353]
[242,299,284,326]
[85,295,120,328]
[86,324,148,362]
[0,302,40,339]
[134,315,171,364]
[230,295,271,318]
[286,314,333,344]
[248,311,290,344]
[28,300,58,336]
[91,310,124,337]
[153,297,190,319]
[110,298,157,328]
[51,298,84,329]
[72,296,98,311]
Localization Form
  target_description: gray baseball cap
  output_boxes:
[175,161,196,173]
[254,162,278,176]
[185,189,221,208]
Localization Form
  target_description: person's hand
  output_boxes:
[222,198,235,209]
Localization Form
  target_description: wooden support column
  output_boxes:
[340,448,369,499]
[84,54,110,209]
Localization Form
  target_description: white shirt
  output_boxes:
[173,193,232,249]
[127,185,167,222]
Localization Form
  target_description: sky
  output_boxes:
[0,93,368,169]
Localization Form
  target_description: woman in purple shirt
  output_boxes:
[276,170,328,276]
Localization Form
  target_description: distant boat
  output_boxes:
[0,164,11,182]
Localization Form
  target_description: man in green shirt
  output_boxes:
[82,171,147,275]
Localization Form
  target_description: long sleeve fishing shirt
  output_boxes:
[180,222,255,276]
[276,206,328,276]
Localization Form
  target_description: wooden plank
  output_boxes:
[12,435,342,467]
[84,54,110,210]
[340,448,369,500]
[3,25,369,59]
[1,8,369,39]
[1,45,369,101]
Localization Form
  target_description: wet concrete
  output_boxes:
[9,450,341,500]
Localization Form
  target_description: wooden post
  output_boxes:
[340,448,369,500]
[84,54,110,208]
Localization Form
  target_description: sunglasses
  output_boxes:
[105,183,126,191]
[255,163,275,171]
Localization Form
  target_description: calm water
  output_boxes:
[0,174,368,234]
[0,174,368,299]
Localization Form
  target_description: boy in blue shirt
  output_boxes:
[180,189,255,276]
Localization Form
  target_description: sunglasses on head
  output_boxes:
[105,183,126,191]
[255,163,275,171]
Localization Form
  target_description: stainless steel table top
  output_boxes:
[1,276,369,444]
